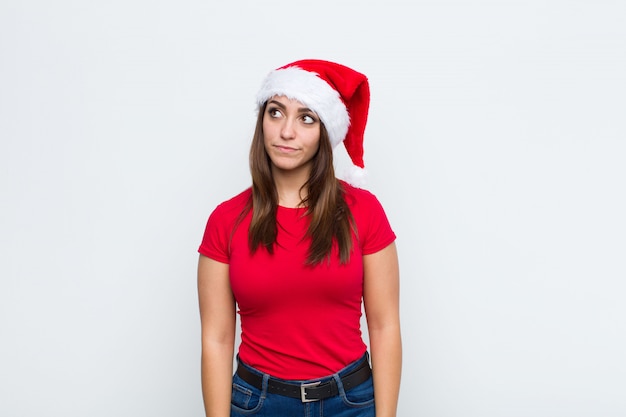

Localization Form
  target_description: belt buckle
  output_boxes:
[300,381,321,403]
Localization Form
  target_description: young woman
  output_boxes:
[198,59,401,417]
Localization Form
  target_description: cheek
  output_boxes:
[262,119,271,137]
[303,127,321,148]
[312,140,320,154]
[262,114,279,134]
[309,133,321,152]
[262,122,274,147]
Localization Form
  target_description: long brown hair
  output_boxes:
[245,102,355,265]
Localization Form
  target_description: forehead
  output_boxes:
[269,95,316,113]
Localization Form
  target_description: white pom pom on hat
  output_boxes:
[256,59,370,187]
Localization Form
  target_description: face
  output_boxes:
[263,95,321,177]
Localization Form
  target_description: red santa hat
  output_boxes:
[256,59,370,186]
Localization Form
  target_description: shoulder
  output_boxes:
[215,187,251,211]
[340,181,383,209]
[199,188,251,261]
[209,188,252,222]
[340,181,396,252]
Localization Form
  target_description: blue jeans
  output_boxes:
[231,353,375,417]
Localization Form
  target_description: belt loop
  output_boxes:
[261,372,270,395]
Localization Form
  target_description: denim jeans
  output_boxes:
[230,353,375,417]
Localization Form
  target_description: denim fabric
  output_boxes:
[231,353,375,417]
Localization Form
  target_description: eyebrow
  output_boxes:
[267,99,314,114]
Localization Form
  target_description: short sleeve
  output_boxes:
[198,188,252,263]
[347,187,396,255]
[198,205,232,263]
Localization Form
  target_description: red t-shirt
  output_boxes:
[198,182,396,379]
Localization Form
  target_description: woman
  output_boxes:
[198,59,401,417]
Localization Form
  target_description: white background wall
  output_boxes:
[1,1,625,416]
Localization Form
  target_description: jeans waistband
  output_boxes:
[235,353,371,403]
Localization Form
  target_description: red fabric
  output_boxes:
[198,183,395,379]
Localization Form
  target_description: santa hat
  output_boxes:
[256,59,370,187]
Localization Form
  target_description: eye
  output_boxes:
[301,114,316,124]
[267,107,282,118]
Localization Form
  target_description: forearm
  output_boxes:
[197,256,235,417]
[369,325,402,417]
[201,340,235,417]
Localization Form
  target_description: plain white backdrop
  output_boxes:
[1,1,625,416]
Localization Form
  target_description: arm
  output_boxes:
[197,254,236,417]
[363,242,402,417]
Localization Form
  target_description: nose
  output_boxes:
[280,118,296,140]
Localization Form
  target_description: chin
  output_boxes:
[272,161,312,174]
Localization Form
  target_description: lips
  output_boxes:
[274,145,298,152]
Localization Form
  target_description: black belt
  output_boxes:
[235,357,372,403]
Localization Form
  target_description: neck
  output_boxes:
[272,167,310,208]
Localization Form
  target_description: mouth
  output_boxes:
[274,145,298,152]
